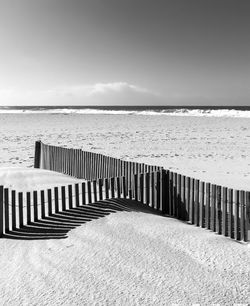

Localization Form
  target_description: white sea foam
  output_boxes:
[0,108,250,118]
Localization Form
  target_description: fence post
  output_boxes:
[234,190,240,240]
[98,179,103,201]
[81,183,86,205]
[145,173,150,206]
[48,189,52,215]
[245,192,250,242]
[26,191,31,224]
[151,172,155,209]
[33,191,38,222]
[4,188,9,233]
[122,176,126,199]
[222,187,228,236]
[54,187,59,213]
[87,181,92,204]
[68,185,73,209]
[140,173,144,204]
[211,185,216,231]
[216,186,222,234]
[41,190,45,219]
[19,192,24,228]
[205,183,210,229]
[61,186,66,211]
[200,182,205,228]
[0,186,3,237]
[228,188,233,238]
[190,178,195,224]
[75,184,80,207]
[34,141,41,168]
[240,190,246,241]
[12,190,17,230]
[105,178,109,199]
[110,177,115,198]
[177,174,182,219]
[116,177,121,198]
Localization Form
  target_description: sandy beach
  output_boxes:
[0,112,250,305]
[1,113,250,190]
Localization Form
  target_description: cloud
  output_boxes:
[87,82,157,96]
[0,82,161,105]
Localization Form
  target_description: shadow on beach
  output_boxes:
[3,199,163,240]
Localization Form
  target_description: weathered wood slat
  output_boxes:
[4,188,9,232]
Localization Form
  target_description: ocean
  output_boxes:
[0,105,250,118]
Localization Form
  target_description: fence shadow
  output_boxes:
[2,198,162,240]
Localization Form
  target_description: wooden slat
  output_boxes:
[145,172,150,206]
[151,172,155,209]
[116,177,121,198]
[93,180,97,202]
[26,191,31,225]
[216,186,222,234]
[122,176,126,199]
[245,191,250,242]
[140,173,144,204]
[240,190,245,241]
[18,192,24,228]
[156,171,160,211]
[87,181,92,204]
[190,178,195,224]
[0,186,3,236]
[48,189,52,215]
[81,183,86,205]
[41,190,45,219]
[34,141,41,168]
[98,178,103,201]
[234,190,240,240]
[105,178,109,199]
[211,185,216,231]
[75,184,80,207]
[177,174,181,219]
[173,173,177,217]
[61,186,66,211]
[205,183,210,229]
[134,174,138,201]
[33,191,38,222]
[4,188,9,233]
[110,177,115,198]
[162,170,169,214]
[54,187,59,213]
[185,177,190,221]
[12,190,17,230]
[222,187,228,236]
[194,179,200,226]
[200,182,205,227]
[181,175,186,220]
[228,188,233,238]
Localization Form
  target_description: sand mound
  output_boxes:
[0,167,83,191]
[0,210,249,305]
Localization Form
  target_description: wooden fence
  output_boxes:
[0,141,249,241]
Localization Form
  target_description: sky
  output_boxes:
[0,0,249,106]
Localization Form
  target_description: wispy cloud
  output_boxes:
[0,82,161,105]
[49,82,159,97]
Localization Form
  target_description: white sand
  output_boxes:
[0,113,250,305]
[0,167,83,191]
[0,113,250,190]
[0,211,249,305]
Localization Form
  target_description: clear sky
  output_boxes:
[0,0,249,106]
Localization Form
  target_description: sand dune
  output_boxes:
[0,201,249,305]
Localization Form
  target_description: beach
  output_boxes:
[1,112,250,190]
[0,111,250,305]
